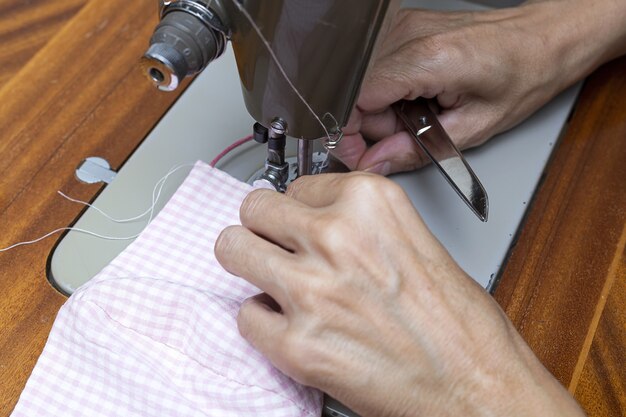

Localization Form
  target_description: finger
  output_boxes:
[237,294,288,359]
[359,107,403,142]
[285,173,347,207]
[215,225,294,305]
[356,131,429,175]
[330,133,368,171]
[358,54,440,114]
[358,61,418,114]
[239,189,311,251]
[438,103,495,150]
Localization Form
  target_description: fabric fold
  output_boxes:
[11,161,322,417]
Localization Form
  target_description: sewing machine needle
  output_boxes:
[393,99,489,222]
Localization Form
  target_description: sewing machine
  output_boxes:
[139,0,402,191]
[49,1,580,414]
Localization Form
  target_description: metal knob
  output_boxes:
[140,0,228,91]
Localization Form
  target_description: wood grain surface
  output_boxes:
[0,0,188,411]
[0,0,87,85]
[494,56,626,416]
[575,260,626,416]
[0,0,624,416]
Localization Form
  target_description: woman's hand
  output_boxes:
[336,0,626,176]
[215,173,585,416]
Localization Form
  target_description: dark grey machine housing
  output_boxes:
[142,0,401,140]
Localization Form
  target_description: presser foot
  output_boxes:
[259,162,290,192]
[250,118,329,191]
[248,153,330,190]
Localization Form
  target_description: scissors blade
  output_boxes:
[393,99,489,222]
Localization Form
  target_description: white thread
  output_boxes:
[58,191,150,223]
[229,1,335,141]
[314,149,331,175]
[0,163,194,253]
[1,132,263,254]
[58,163,193,223]
[0,228,140,253]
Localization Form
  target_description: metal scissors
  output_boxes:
[393,98,489,222]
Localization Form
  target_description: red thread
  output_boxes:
[209,135,254,167]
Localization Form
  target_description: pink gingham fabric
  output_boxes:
[11,161,323,417]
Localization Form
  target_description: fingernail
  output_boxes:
[364,161,391,176]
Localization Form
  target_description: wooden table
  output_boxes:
[0,0,624,415]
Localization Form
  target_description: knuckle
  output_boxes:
[214,226,241,259]
[340,173,409,218]
[342,172,395,197]
[284,176,306,198]
[308,214,355,258]
[397,154,426,173]
[296,174,408,252]
[395,8,414,26]
[379,178,407,201]
[418,35,446,60]
[403,33,462,77]
[239,189,270,225]
[307,211,340,240]
[281,333,320,384]
[412,149,430,170]
[261,253,282,281]
[289,279,320,311]
[306,211,335,236]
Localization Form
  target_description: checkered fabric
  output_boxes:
[11,161,322,417]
